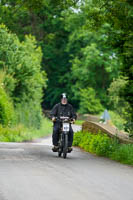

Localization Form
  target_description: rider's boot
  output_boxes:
[52,146,59,152]
[68,147,73,153]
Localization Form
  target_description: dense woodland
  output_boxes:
[0,0,133,133]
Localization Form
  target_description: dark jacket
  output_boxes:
[51,103,77,120]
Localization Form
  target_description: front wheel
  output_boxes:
[58,147,62,157]
[63,134,68,159]
[63,152,67,159]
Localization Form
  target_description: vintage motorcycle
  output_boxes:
[54,116,73,159]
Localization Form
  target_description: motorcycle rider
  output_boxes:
[51,93,77,152]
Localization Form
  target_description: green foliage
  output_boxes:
[111,144,133,165]
[0,25,47,129]
[87,133,109,156]
[124,121,133,138]
[0,118,52,142]
[0,25,47,103]
[0,71,15,126]
[73,131,133,165]
[79,87,104,114]
[108,77,129,113]
[0,124,29,142]
[65,13,120,108]
[0,0,132,134]
[74,131,114,156]
[108,74,133,134]
[0,0,78,108]
[109,111,126,131]
[75,120,84,125]
[81,0,133,132]
[78,132,93,151]
[15,102,43,129]
[73,131,83,146]
[0,0,121,111]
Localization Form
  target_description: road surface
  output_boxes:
[0,126,133,200]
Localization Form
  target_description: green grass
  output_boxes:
[0,118,52,142]
[73,131,133,166]
[75,120,85,125]
[30,118,52,140]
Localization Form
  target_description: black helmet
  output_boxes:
[61,93,67,99]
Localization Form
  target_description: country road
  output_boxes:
[0,125,133,200]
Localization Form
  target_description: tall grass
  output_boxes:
[0,118,52,142]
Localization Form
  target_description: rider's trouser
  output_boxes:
[52,122,73,147]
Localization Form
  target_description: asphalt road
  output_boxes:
[0,127,133,200]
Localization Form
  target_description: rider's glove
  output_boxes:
[72,119,75,124]
[52,117,56,122]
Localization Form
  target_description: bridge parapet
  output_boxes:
[82,121,133,144]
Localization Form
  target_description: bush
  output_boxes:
[0,118,52,142]
[0,78,15,126]
[88,133,113,156]
[15,102,43,129]
[0,24,47,129]
[75,131,114,156]
[0,124,28,142]
[109,111,126,130]
[73,131,133,165]
[73,131,83,146]
[79,132,93,151]
[111,144,133,165]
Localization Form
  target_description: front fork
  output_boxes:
[59,131,68,147]
[62,132,68,151]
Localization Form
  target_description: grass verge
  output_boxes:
[75,120,85,125]
[73,131,133,166]
[0,118,52,142]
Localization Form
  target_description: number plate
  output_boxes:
[63,123,70,132]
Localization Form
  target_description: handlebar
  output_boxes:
[52,116,75,123]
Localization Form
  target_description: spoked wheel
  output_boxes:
[58,136,62,157]
[63,134,68,159]
[58,148,62,157]
[63,151,67,159]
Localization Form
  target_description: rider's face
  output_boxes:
[61,98,67,105]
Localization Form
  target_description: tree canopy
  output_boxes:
[0,24,47,128]
[0,0,132,130]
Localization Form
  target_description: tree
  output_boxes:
[0,24,47,128]
[1,0,132,126]
[108,76,129,115]
[64,9,120,108]
[82,0,133,129]
[79,87,103,114]
[0,0,80,108]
